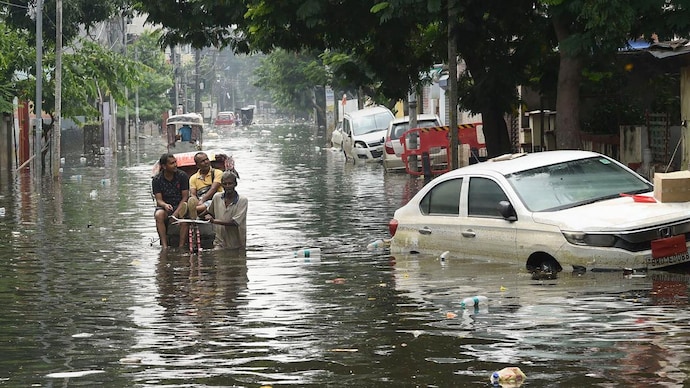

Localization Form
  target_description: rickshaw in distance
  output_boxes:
[166,112,204,152]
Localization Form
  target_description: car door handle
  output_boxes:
[461,229,476,238]
[418,227,432,235]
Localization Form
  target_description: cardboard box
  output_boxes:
[653,171,690,202]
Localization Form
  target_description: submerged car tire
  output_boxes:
[526,253,563,274]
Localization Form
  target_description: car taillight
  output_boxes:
[384,137,395,154]
[388,219,399,236]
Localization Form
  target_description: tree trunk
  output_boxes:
[481,105,512,157]
[553,17,583,150]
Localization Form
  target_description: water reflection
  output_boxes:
[0,124,689,386]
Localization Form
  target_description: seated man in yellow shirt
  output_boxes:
[187,152,223,219]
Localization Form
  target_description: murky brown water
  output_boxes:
[0,124,689,387]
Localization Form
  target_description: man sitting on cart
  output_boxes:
[187,151,223,219]
[152,153,191,249]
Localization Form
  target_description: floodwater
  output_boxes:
[1,124,690,387]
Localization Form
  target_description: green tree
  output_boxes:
[0,22,34,113]
[543,0,690,148]
[121,31,173,122]
[254,49,327,118]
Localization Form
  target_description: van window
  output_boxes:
[352,112,393,136]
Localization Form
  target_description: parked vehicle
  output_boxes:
[330,121,344,149]
[383,114,442,172]
[341,106,394,161]
[214,111,235,127]
[166,112,204,152]
[388,150,690,273]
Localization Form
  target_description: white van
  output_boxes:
[341,106,395,161]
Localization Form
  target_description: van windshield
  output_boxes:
[352,112,393,136]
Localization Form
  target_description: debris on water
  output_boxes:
[367,239,389,251]
[46,370,105,378]
[119,357,142,364]
[490,366,526,386]
[294,247,321,258]
[623,268,646,278]
[460,295,488,308]
[446,311,457,319]
[89,190,98,199]
[440,251,450,261]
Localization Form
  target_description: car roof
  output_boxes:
[443,150,605,176]
[345,106,393,119]
[390,114,439,124]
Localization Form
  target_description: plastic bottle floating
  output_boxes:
[490,367,526,386]
[294,248,321,258]
[366,239,390,251]
[460,295,488,308]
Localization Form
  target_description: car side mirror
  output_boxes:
[498,200,517,222]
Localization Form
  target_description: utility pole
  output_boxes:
[195,49,201,113]
[448,0,459,170]
[34,0,43,187]
[135,47,140,162]
[123,16,129,150]
[53,0,62,178]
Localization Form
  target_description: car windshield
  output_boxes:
[505,156,653,212]
[392,119,440,139]
[352,112,393,136]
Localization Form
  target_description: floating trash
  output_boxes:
[460,295,488,308]
[490,367,526,386]
[46,370,105,378]
[366,238,390,251]
[294,248,321,258]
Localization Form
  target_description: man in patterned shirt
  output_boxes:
[152,153,190,249]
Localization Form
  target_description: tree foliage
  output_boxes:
[0,22,34,113]
[121,31,173,122]
[254,49,327,117]
[5,0,132,46]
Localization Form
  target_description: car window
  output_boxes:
[343,119,352,135]
[505,156,653,211]
[352,112,393,136]
[468,177,509,218]
[419,178,462,215]
[392,119,440,140]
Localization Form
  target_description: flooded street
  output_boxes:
[1,124,690,387]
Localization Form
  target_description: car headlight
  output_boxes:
[562,231,616,247]
[355,143,366,149]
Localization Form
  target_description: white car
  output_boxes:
[341,106,394,161]
[383,114,442,172]
[388,150,690,273]
[330,121,344,149]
